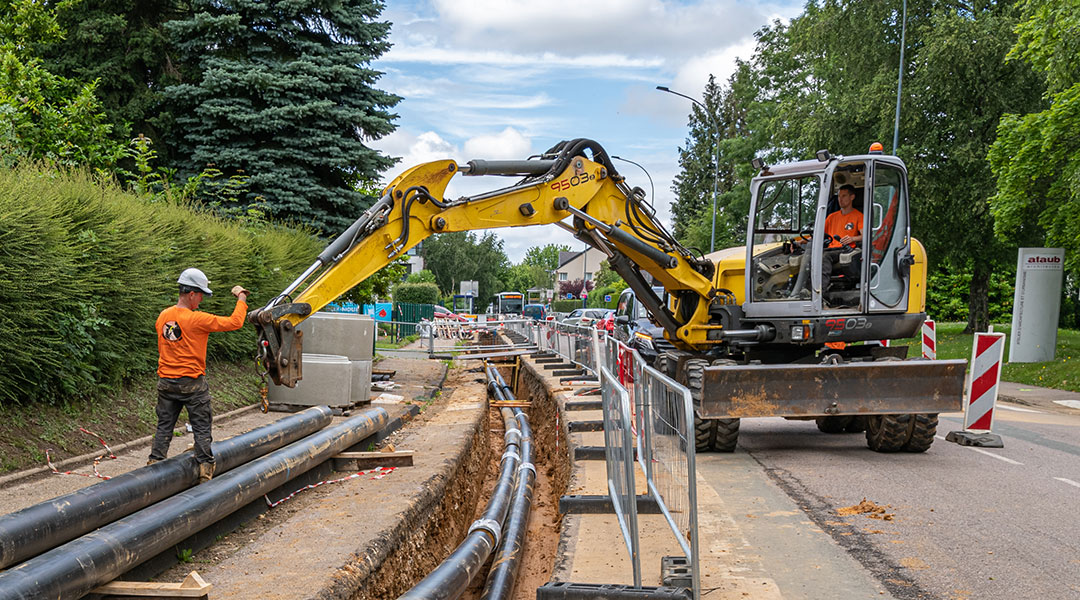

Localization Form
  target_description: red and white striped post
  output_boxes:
[946,332,1005,447]
[922,319,936,359]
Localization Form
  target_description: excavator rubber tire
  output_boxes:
[709,358,740,452]
[815,416,854,433]
[901,413,938,452]
[864,413,938,452]
[864,414,912,452]
[684,359,717,452]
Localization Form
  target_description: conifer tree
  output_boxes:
[163,0,399,232]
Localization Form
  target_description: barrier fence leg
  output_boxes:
[946,332,1005,448]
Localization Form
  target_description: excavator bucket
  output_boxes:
[698,359,967,418]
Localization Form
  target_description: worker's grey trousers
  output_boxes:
[149,376,215,464]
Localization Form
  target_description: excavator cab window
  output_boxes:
[749,174,820,302]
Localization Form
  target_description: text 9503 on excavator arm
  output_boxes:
[249,139,726,388]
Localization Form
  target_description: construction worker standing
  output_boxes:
[149,268,249,483]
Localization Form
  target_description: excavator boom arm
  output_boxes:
[253,139,718,386]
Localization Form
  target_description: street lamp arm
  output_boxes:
[656,84,722,253]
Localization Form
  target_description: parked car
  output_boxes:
[596,310,615,333]
[522,303,547,321]
[433,305,468,322]
[561,307,612,327]
[612,287,673,364]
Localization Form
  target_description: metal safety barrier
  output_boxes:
[599,365,641,587]
[599,336,701,599]
[538,321,605,378]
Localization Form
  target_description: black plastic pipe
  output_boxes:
[0,407,388,600]
[481,375,536,600]
[0,405,334,570]
[398,398,520,600]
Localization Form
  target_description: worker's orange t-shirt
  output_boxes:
[824,209,863,248]
[156,300,247,379]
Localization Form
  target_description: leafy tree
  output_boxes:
[163,0,400,232]
[406,269,436,284]
[737,0,1041,331]
[522,244,570,270]
[557,278,594,298]
[503,263,535,296]
[989,0,1080,275]
[0,0,122,169]
[671,64,763,253]
[903,2,1043,331]
[421,231,510,311]
[35,0,181,148]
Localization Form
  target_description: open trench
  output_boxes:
[0,332,574,600]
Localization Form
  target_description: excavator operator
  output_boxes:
[821,184,863,301]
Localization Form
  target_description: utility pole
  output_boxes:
[892,0,908,154]
[657,85,721,253]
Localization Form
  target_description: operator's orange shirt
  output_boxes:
[156,300,247,379]
[824,208,863,248]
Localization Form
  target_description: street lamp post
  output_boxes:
[657,85,721,253]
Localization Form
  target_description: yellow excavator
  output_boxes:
[250,139,966,453]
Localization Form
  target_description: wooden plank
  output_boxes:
[491,401,531,408]
[92,571,211,598]
[333,450,414,468]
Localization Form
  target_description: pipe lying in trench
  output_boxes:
[480,366,537,600]
[398,389,521,600]
[0,405,334,570]
[0,407,388,600]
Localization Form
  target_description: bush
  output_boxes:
[587,284,622,308]
[393,282,440,305]
[0,166,321,404]
[926,267,1014,323]
[553,299,583,313]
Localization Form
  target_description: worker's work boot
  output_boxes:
[197,462,216,484]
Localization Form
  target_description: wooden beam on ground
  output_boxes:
[491,401,531,408]
[333,450,414,470]
[92,571,211,599]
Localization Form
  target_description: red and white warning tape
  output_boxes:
[46,427,118,480]
[264,466,396,508]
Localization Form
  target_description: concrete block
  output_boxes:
[267,354,352,408]
[351,359,372,405]
[298,312,375,361]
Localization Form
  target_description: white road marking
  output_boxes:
[969,447,1023,465]
[935,435,1024,465]
[997,404,1044,414]
[1054,478,1080,489]
[1054,400,1080,410]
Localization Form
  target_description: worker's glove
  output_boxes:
[231,285,251,298]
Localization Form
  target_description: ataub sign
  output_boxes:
[1023,254,1063,270]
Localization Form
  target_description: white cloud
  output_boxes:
[382,46,663,69]
[463,128,533,159]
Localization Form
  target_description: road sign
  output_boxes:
[566,293,574,300]
[604,294,611,302]
[922,319,936,359]
[582,292,588,299]
[946,331,1006,448]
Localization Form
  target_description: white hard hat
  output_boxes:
[177,268,213,295]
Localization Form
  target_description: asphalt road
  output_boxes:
[699,403,1080,600]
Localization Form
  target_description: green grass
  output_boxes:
[895,322,1080,392]
[375,334,418,350]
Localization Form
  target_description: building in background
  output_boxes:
[554,248,606,296]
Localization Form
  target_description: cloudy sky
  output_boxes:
[369,0,803,263]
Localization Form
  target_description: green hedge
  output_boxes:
[552,299,584,313]
[392,282,440,305]
[0,167,321,404]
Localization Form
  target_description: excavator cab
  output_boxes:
[744,150,915,325]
